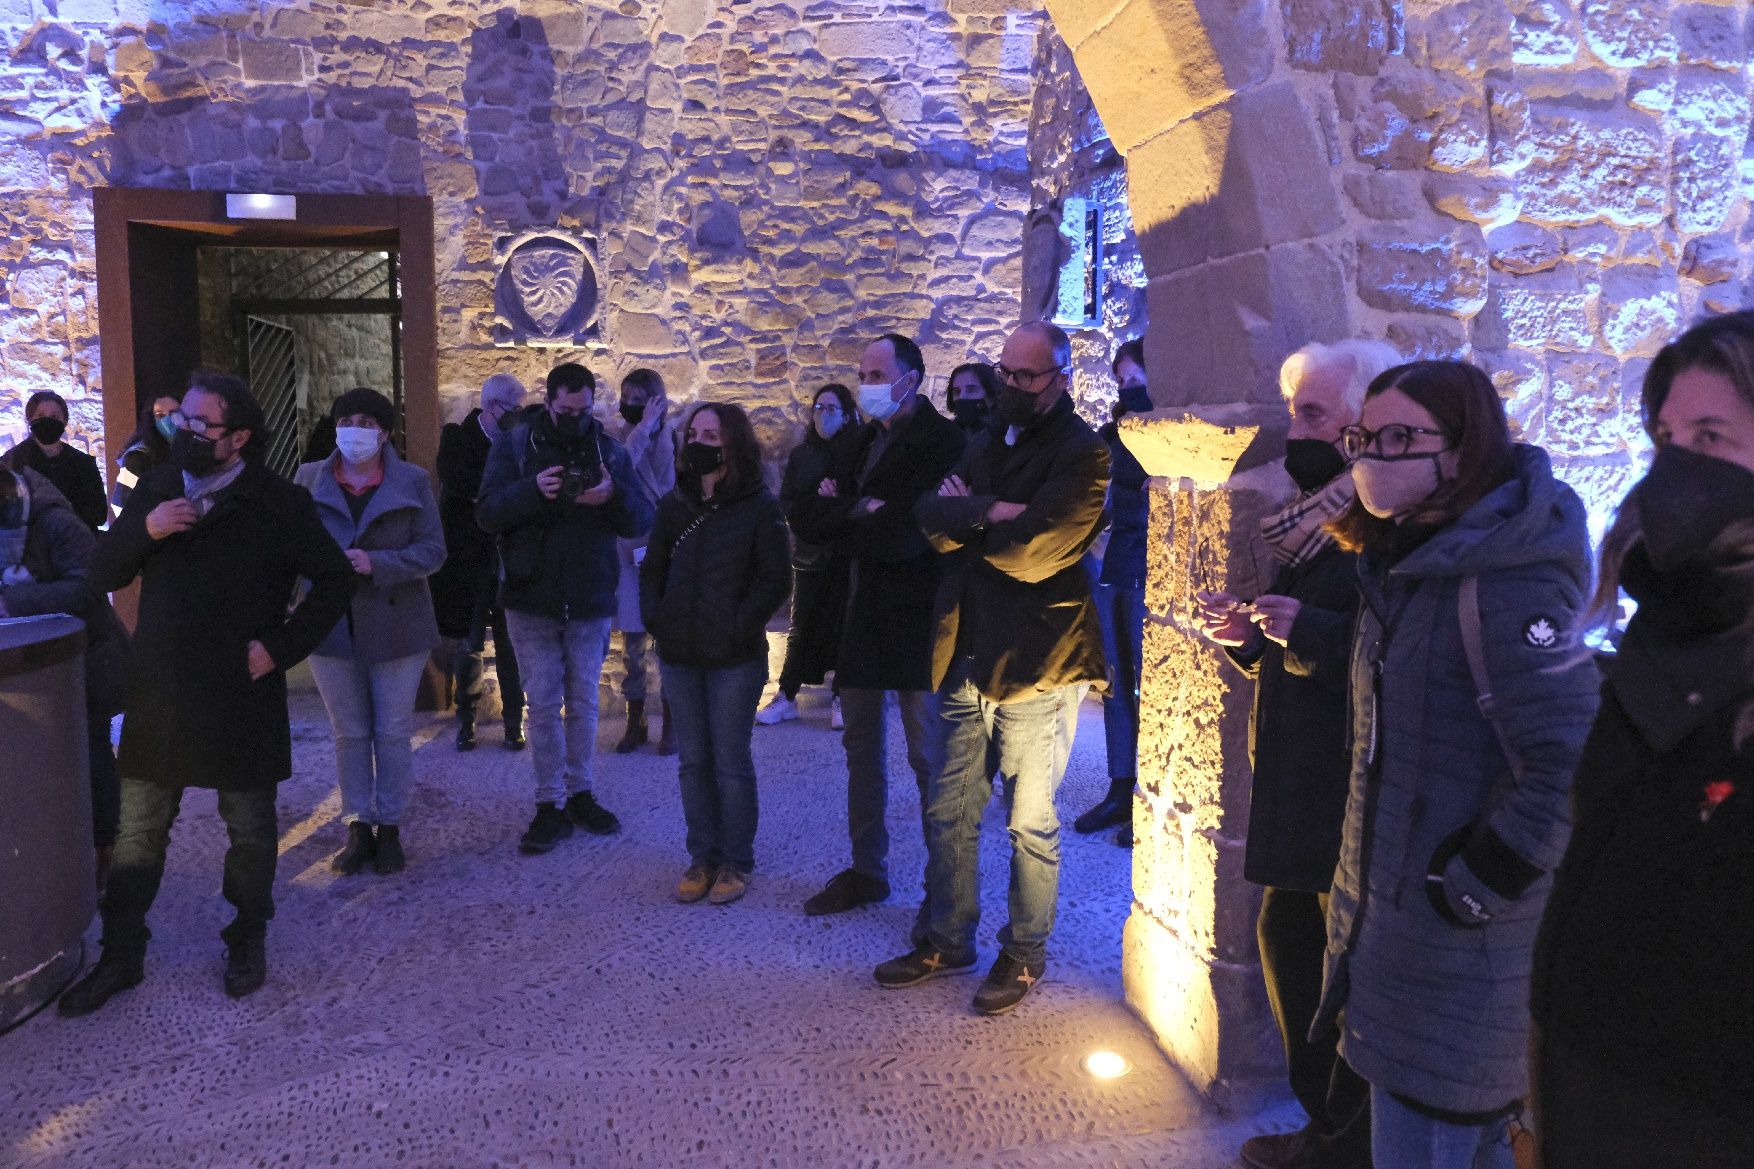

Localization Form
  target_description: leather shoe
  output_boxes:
[1073,791,1132,835]
[223,937,267,999]
[1239,1128,1309,1169]
[58,956,144,1017]
[803,868,890,916]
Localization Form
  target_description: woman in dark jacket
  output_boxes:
[1533,312,1754,1169]
[0,468,128,882]
[1311,361,1599,1168]
[108,394,180,517]
[757,383,853,728]
[294,388,446,876]
[640,402,790,907]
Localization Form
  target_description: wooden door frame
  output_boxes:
[93,188,440,473]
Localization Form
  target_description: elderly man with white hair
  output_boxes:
[434,373,530,751]
[1196,338,1399,1169]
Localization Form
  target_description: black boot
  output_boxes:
[656,698,676,756]
[223,935,267,998]
[332,821,376,875]
[1074,775,1135,834]
[614,699,647,754]
[455,704,477,751]
[58,954,144,1017]
[373,824,405,874]
[504,708,526,751]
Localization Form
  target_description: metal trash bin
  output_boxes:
[0,614,93,1031]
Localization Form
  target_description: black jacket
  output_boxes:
[1534,562,1754,1126]
[91,461,355,790]
[1098,419,1149,587]
[5,440,107,532]
[915,393,1109,701]
[778,430,845,572]
[430,409,497,637]
[1223,542,1358,892]
[639,479,790,669]
[475,415,655,622]
[1,469,129,716]
[790,400,965,691]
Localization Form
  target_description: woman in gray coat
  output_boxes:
[295,388,446,876]
[1312,361,1599,1168]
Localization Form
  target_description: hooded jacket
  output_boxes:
[1313,444,1600,1116]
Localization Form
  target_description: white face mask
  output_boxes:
[857,381,900,422]
[1352,454,1442,519]
[335,425,383,466]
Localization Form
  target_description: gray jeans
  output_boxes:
[841,687,945,885]
[505,609,612,806]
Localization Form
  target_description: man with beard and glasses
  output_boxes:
[59,370,354,1014]
[1194,339,1397,1169]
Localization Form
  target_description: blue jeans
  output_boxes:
[842,687,944,883]
[101,777,278,960]
[923,663,1083,966]
[661,657,766,872]
[308,651,429,826]
[1370,1085,1515,1169]
[1096,582,1144,779]
[505,610,613,805]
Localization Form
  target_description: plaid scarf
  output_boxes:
[1260,471,1356,569]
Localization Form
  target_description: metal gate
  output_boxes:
[244,315,300,480]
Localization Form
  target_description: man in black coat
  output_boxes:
[4,389,108,532]
[1195,339,1398,1169]
[432,373,527,751]
[877,321,1108,1016]
[60,370,355,1016]
[791,333,966,919]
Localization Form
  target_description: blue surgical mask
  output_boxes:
[154,414,178,441]
[334,425,383,466]
[857,382,900,422]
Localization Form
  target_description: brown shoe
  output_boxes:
[707,866,749,905]
[675,861,714,903]
[1239,1128,1310,1169]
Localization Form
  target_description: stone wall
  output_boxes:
[0,0,1042,473]
[1025,19,1148,423]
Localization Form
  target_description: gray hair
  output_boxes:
[1278,339,1401,417]
[480,373,527,409]
[1020,320,1073,369]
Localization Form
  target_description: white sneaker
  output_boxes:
[755,695,799,725]
[829,696,844,730]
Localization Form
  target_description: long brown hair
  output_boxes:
[1590,310,1754,621]
[679,401,763,499]
[1327,360,1516,553]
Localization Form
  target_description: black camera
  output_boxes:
[559,436,603,500]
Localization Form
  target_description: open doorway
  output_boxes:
[93,188,438,483]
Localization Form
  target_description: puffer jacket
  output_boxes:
[639,477,790,669]
[1313,444,1600,1116]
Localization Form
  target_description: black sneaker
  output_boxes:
[972,952,1045,1016]
[331,821,376,875]
[57,955,144,1017]
[372,825,405,874]
[503,714,526,751]
[519,803,575,854]
[223,936,267,999]
[873,944,978,989]
[565,790,620,835]
[804,868,891,916]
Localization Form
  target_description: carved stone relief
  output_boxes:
[492,231,601,347]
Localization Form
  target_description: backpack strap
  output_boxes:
[1459,574,1524,784]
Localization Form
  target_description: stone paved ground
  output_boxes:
[3,669,1297,1169]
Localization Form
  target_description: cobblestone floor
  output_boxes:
[3,668,1297,1168]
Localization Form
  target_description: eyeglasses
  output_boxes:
[169,410,233,437]
[994,363,1066,389]
[1340,423,1452,460]
[812,403,842,415]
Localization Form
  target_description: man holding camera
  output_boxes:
[477,362,655,854]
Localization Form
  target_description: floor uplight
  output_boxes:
[1084,1050,1131,1080]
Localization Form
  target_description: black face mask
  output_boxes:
[170,428,223,477]
[550,410,592,444]
[681,441,724,477]
[620,403,645,426]
[997,385,1043,429]
[1116,385,1152,418]
[1634,443,1754,572]
[1284,438,1348,492]
[30,416,65,445]
[948,398,989,430]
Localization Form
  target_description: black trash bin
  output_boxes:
[0,614,93,1031]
